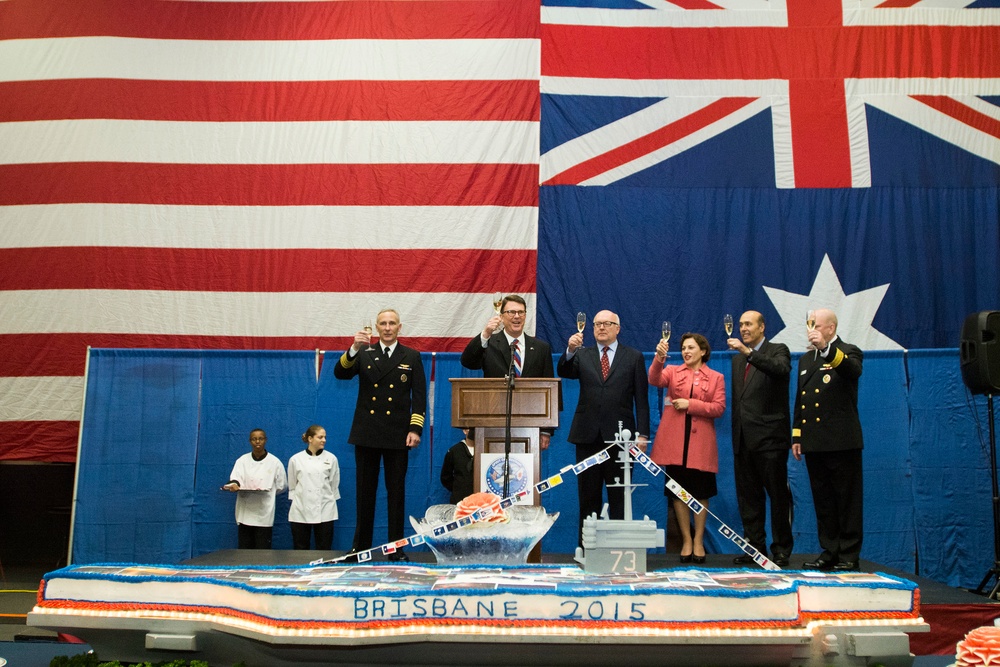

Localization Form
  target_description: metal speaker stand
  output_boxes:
[974,394,1000,600]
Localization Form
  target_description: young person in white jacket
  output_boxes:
[287,425,341,550]
[223,429,287,549]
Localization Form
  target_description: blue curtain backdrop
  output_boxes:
[75,350,204,565]
[74,347,997,590]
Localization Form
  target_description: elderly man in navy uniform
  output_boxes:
[792,308,864,572]
[335,308,426,561]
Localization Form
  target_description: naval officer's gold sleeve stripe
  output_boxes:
[830,347,845,368]
[339,352,356,368]
[792,428,801,438]
[410,414,425,426]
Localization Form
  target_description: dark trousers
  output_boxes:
[352,446,409,552]
[805,449,864,562]
[237,524,273,549]
[290,521,334,550]
[734,444,794,557]
[575,442,625,545]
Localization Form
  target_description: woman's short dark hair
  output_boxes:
[681,332,711,363]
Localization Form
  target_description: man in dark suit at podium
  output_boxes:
[557,310,649,543]
[727,310,793,567]
[460,294,555,449]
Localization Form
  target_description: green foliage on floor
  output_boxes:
[50,654,245,667]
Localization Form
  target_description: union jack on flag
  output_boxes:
[541,0,1000,189]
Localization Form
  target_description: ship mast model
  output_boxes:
[574,424,665,574]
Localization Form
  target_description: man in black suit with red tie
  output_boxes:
[557,309,649,543]
[727,310,793,567]
[792,308,864,572]
[460,294,556,449]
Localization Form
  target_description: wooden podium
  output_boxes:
[450,378,560,495]
[450,377,560,562]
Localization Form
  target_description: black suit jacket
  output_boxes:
[460,333,554,379]
[557,344,650,445]
[792,337,864,453]
[730,339,792,454]
[460,332,560,427]
[333,343,427,449]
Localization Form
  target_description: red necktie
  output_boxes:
[601,346,610,381]
[511,339,522,377]
[744,359,751,383]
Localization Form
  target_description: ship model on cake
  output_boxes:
[574,424,665,574]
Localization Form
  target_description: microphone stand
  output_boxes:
[503,347,516,498]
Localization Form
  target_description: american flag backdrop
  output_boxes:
[0,0,539,461]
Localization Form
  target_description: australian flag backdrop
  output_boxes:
[537,0,1000,353]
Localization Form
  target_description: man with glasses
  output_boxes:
[558,310,649,544]
[460,294,556,449]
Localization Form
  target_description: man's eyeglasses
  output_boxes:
[593,321,619,328]
[502,310,526,316]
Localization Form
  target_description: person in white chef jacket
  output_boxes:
[287,424,341,550]
[223,428,288,549]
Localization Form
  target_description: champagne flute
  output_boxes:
[661,321,671,359]
[576,312,586,334]
[492,292,504,335]
[724,314,734,337]
[806,310,817,359]
[363,319,374,352]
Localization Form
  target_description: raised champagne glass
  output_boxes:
[363,319,374,352]
[576,312,586,335]
[724,314,734,337]
[806,310,817,359]
[492,292,504,335]
[662,321,671,359]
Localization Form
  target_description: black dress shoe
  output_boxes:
[733,555,756,565]
[772,554,790,567]
[803,557,836,570]
[832,561,859,572]
[692,555,706,564]
[679,553,693,563]
[387,551,410,563]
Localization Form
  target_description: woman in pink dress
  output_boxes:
[648,333,726,563]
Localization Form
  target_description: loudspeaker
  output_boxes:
[961,311,1000,394]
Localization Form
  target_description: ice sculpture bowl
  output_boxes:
[409,504,558,565]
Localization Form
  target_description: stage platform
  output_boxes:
[23,549,956,667]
